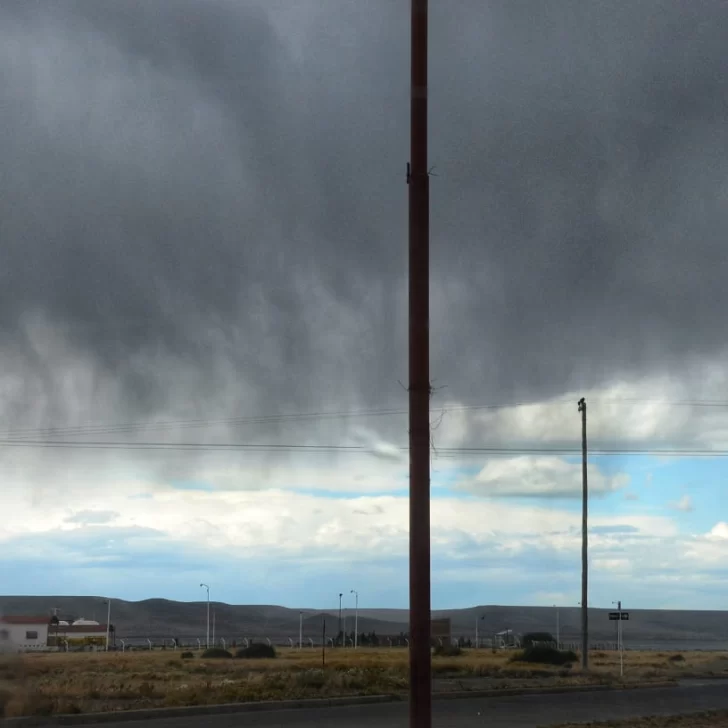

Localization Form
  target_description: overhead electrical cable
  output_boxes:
[2,397,728,440]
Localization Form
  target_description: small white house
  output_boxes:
[0,616,50,652]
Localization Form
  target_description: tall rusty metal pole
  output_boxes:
[408,1,431,726]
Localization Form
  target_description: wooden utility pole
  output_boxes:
[578,397,589,670]
[408,0,431,726]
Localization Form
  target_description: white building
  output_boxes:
[0,616,112,652]
[0,616,50,651]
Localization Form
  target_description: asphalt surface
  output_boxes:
[76,681,728,728]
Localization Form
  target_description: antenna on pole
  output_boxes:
[408,0,431,726]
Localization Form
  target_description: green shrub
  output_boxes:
[668,653,685,662]
[201,647,232,659]
[236,643,277,659]
[433,644,462,657]
[180,651,194,659]
[521,632,555,649]
[511,645,577,666]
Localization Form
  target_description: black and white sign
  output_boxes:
[608,611,629,621]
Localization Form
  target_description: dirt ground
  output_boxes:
[1,647,727,718]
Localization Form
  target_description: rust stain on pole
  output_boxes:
[408,0,431,726]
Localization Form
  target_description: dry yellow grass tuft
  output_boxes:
[0,647,725,718]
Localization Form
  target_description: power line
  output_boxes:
[4,397,728,440]
[0,407,408,440]
[0,439,726,457]
[432,449,728,458]
[590,398,728,408]
[0,439,366,452]
[0,401,556,440]
[439,446,728,457]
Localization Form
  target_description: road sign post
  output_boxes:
[608,609,628,676]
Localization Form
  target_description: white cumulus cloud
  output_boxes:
[457,456,629,498]
[670,494,694,512]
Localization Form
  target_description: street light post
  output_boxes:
[555,605,560,648]
[338,593,343,647]
[104,599,112,652]
[200,583,210,649]
[299,611,303,650]
[350,590,359,649]
[612,600,623,677]
[475,614,485,649]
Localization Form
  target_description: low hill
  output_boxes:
[1,596,726,645]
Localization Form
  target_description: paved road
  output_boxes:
[78,681,728,728]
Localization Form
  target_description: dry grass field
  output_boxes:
[0,646,727,718]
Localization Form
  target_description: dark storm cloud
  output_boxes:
[429,0,728,398]
[1,0,728,434]
[0,0,409,428]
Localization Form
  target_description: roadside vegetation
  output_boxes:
[200,647,232,659]
[513,646,578,666]
[0,647,727,718]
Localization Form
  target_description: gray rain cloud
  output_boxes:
[1,0,727,442]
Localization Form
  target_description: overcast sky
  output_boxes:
[1,0,728,611]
